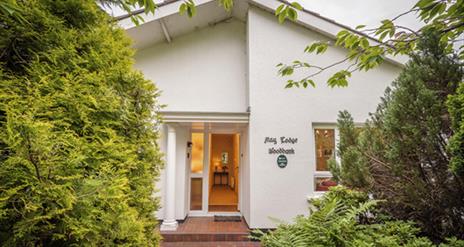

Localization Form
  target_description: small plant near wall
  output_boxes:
[256,186,464,247]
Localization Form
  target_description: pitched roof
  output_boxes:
[117,0,407,65]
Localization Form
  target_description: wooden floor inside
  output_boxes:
[208,185,238,212]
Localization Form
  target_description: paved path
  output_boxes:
[161,241,261,246]
[160,217,261,246]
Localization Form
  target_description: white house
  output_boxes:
[118,0,404,231]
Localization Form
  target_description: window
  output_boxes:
[190,178,203,210]
[314,129,335,171]
[314,127,338,192]
[191,133,204,174]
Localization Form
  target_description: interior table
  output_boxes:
[213,171,229,185]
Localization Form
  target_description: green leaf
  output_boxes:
[275,4,285,15]
[360,38,369,49]
[179,3,188,15]
[187,6,195,17]
[179,0,196,17]
[305,79,315,88]
[344,34,359,48]
[316,43,328,54]
[285,81,294,88]
[290,2,303,10]
[130,15,140,26]
[1,2,17,15]
[143,0,157,14]
[307,44,316,53]
[379,31,388,41]
[280,66,294,76]
[305,42,327,54]
[278,12,286,23]
[287,8,297,21]
[327,70,351,87]
[336,30,350,46]
[218,0,234,12]
[414,0,434,8]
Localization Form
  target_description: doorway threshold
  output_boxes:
[209,211,241,217]
[188,211,241,217]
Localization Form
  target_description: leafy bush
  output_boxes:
[0,0,162,245]
[257,186,464,247]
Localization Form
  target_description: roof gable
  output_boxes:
[119,0,406,65]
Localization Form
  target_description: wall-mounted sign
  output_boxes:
[264,136,298,155]
[277,155,288,168]
[264,137,298,145]
[269,147,295,154]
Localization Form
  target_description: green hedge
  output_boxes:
[0,0,163,245]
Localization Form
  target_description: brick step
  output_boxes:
[161,232,251,242]
[160,241,261,246]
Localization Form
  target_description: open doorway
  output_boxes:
[208,133,240,212]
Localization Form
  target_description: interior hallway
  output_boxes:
[208,133,240,212]
[209,185,238,212]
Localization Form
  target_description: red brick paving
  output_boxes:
[160,241,261,247]
[160,217,261,246]
[171,217,249,233]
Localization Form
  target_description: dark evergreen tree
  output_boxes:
[0,0,162,245]
[330,31,464,241]
[448,83,464,176]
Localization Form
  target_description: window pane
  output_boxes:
[315,129,335,171]
[191,133,204,174]
[190,178,202,210]
[315,177,338,192]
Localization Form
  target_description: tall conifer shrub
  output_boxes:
[448,83,464,176]
[330,31,464,241]
[0,0,163,245]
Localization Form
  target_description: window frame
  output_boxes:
[312,123,340,194]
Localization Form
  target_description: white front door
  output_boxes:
[188,132,210,215]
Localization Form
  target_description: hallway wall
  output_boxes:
[209,134,235,193]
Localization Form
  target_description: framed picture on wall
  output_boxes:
[221,152,228,164]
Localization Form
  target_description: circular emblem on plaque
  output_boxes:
[277,155,288,168]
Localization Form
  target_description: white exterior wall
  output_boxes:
[239,128,251,224]
[134,19,248,113]
[141,18,249,223]
[246,7,401,228]
[141,5,402,230]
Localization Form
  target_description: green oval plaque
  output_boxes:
[277,155,288,168]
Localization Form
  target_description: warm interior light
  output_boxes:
[314,129,335,171]
[191,133,204,174]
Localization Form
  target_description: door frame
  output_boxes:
[187,129,242,216]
